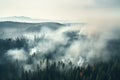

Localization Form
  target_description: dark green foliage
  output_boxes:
[0,38,27,53]
[0,58,119,80]
[0,38,120,80]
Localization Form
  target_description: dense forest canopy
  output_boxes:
[0,22,120,80]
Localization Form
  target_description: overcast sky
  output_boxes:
[0,0,120,22]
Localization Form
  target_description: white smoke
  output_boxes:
[6,49,28,61]
[3,21,120,70]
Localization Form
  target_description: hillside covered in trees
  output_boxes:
[0,21,120,80]
[0,38,120,80]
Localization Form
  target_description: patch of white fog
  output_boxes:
[6,49,28,61]
[4,22,120,70]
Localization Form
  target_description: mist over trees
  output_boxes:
[0,22,120,80]
[0,54,120,80]
[0,37,119,80]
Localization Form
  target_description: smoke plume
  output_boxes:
[0,21,120,70]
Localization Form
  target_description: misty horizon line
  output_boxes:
[0,16,83,23]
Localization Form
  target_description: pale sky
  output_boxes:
[0,0,120,22]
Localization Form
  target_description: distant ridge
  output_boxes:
[0,16,84,24]
[0,16,50,23]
